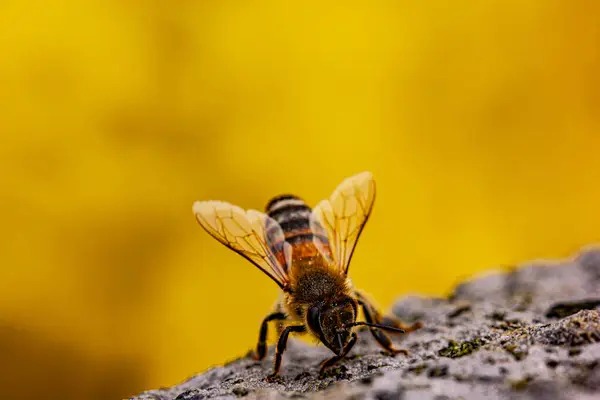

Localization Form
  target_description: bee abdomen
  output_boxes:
[266,194,317,244]
[266,194,332,266]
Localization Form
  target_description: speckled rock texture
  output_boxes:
[132,247,600,400]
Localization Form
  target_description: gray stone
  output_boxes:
[131,247,600,399]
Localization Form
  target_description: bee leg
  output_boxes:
[265,325,306,382]
[357,297,409,356]
[318,332,358,378]
[274,302,286,336]
[355,292,423,334]
[380,315,423,333]
[253,312,287,361]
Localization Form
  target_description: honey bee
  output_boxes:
[192,172,422,380]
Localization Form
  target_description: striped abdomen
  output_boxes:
[265,195,330,269]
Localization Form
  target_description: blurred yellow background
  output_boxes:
[1,1,600,399]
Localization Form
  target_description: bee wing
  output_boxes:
[311,171,376,275]
[193,200,289,288]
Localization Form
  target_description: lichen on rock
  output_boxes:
[132,246,600,400]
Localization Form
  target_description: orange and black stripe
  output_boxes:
[265,195,329,267]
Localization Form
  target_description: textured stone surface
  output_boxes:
[132,246,600,399]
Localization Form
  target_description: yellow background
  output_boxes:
[1,1,600,399]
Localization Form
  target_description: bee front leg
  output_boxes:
[266,325,306,382]
[253,312,287,361]
[318,332,358,378]
[357,296,409,356]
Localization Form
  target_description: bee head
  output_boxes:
[307,297,357,355]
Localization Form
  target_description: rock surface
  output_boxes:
[132,246,600,400]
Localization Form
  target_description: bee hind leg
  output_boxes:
[356,295,409,356]
[265,325,305,382]
[318,332,358,378]
[253,312,287,361]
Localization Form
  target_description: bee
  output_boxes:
[192,172,422,380]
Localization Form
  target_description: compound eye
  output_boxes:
[307,306,322,335]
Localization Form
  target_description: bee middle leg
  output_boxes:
[266,325,306,382]
[253,312,287,361]
[318,331,358,378]
[356,295,409,356]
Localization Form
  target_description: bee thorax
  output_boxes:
[291,268,348,304]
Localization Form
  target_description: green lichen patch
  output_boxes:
[438,338,484,358]
[407,364,428,375]
[495,319,526,331]
[503,344,528,361]
[509,376,533,391]
[266,375,284,384]
[427,365,449,378]
[319,365,349,380]
[569,348,582,357]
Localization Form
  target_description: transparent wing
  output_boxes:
[309,212,334,265]
[193,200,289,288]
[311,171,376,275]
